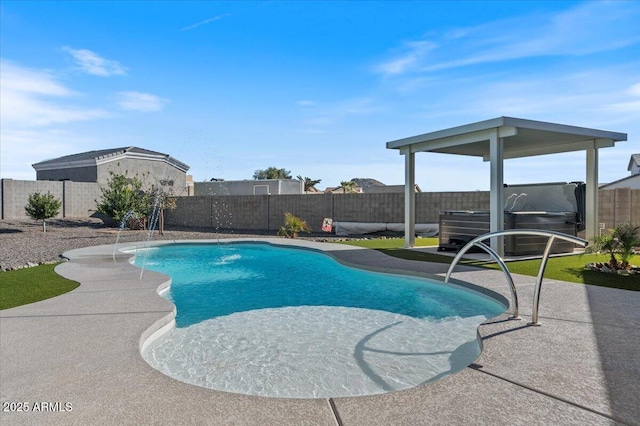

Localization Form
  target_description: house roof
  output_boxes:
[628,153,640,172]
[350,178,386,190]
[32,147,190,173]
[599,173,640,189]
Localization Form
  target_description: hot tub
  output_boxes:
[438,210,578,255]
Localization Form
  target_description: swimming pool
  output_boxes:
[134,242,506,398]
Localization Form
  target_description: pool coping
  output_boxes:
[1,238,639,425]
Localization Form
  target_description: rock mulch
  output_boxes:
[0,219,285,271]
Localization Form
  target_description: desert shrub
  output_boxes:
[586,223,640,269]
[277,212,311,238]
[95,171,148,225]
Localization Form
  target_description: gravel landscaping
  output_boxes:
[0,219,306,271]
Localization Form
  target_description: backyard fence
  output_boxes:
[1,179,102,220]
[163,192,491,232]
[163,189,639,233]
[1,178,638,233]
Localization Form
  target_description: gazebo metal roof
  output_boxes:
[386,116,628,252]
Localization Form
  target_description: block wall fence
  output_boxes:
[1,179,102,220]
[164,190,639,233]
[1,179,638,232]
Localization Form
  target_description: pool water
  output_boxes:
[134,242,506,398]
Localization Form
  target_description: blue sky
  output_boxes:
[1,0,638,190]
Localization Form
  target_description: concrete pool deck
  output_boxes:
[1,239,638,425]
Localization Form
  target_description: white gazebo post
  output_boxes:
[585,142,599,241]
[402,148,416,248]
[489,131,505,257]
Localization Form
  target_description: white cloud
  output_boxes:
[116,91,169,112]
[303,97,381,127]
[0,128,105,180]
[375,41,438,76]
[0,60,109,127]
[1,61,74,96]
[385,60,639,134]
[63,47,126,76]
[180,13,231,31]
[628,83,640,97]
[297,100,315,107]
[0,60,114,178]
[375,2,640,76]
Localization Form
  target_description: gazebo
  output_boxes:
[386,117,627,254]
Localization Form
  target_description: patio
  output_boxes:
[1,239,638,425]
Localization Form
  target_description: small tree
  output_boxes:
[95,171,148,225]
[277,212,311,238]
[25,191,62,232]
[146,187,177,235]
[253,167,292,180]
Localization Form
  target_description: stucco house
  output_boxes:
[32,147,190,192]
[194,179,304,196]
[629,154,640,175]
[600,153,640,190]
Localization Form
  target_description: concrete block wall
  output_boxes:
[598,188,639,229]
[1,179,64,219]
[1,179,638,233]
[1,179,104,219]
[164,191,491,232]
[269,194,333,231]
[164,189,637,234]
[63,181,103,217]
[223,196,269,230]
[334,193,404,223]
[164,196,212,228]
[416,191,490,222]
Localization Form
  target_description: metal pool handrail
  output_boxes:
[444,229,588,325]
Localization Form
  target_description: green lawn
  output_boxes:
[0,263,80,310]
[338,238,640,291]
[480,253,640,291]
[338,237,439,249]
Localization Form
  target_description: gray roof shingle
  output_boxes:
[33,147,189,172]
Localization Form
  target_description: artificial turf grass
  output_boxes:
[0,263,80,310]
[480,253,640,291]
[338,237,439,249]
[338,238,640,291]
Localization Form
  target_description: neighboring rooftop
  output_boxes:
[599,173,640,189]
[32,146,190,173]
[350,178,386,191]
[628,153,640,175]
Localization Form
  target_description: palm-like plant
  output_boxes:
[614,223,640,268]
[587,232,620,269]
[296,175,321,192]
[277,212,311,238]
[340,180,357,193]
[586,223,640,269]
